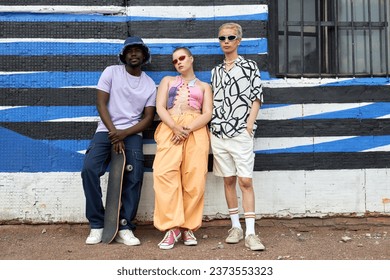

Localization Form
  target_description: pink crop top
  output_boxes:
[167,76,203,110]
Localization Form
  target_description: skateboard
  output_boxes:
[102,147,126,243]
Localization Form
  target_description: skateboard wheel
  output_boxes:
[120,219,127,226]
[125,164,133,172]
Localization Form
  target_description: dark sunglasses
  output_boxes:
[172,55,186,65]
[218,35,238,41]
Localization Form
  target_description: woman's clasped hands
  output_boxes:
[171,125,191,144]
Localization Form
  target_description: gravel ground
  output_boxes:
[1,217,389,260]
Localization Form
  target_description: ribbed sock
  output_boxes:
[244,212,256,236]
[228,207,241,229]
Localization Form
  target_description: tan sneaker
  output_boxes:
[245,234,265,251]
[225,227,244,244]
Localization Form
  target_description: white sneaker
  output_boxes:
[115,229,141,246]
[85,228,103,245]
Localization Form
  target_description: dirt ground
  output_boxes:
[1,217,389,260]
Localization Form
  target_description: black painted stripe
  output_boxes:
[0,54,265,72]
[1,77,384,105]
[0,56,116,73]
[129,21,267,39]
[0,21,266,39]
[257,119,390,137]
[1,122,98,140]
[0,121,159,140]
[144,154,214,171]
[127,0,267,5]
[146,152,390,171]
[0,0,266,7]
[0,0,124,5]
[0,88,96,106]
[254,152,390,171]
[3,118,390,140]
[3,84,388,107]
[0,22,128,39]
[264,86,390,104]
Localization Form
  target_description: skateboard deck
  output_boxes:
[102,148,126,243]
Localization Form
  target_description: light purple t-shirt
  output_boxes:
[95,65,156,133]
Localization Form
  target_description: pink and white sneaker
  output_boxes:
[158,228,181,250]
[182,229,198,246]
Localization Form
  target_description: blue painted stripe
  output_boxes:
[0,71,204,88]
[0,42,123,55]
[0,69,271,88]
[299,103,390,120]
[261,104,291,109]
[256,135,390,154]
[0,126,84,172]
[0,13,128,22]
[320,77,390,86]
[0,12,268,22]
[0,106,97,121]
[48,139,91,153]
[0,127,156,172]
[0,39,267,55]
[0,72,102,88]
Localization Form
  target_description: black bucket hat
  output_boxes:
[119,36,151,65]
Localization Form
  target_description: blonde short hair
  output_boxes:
[218,22,243,38]
[173,46,192,57]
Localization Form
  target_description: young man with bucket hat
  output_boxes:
[81,36,156,246]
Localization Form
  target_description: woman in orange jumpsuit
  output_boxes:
[153,47,212,250]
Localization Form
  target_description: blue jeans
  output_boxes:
[81,132,144,230]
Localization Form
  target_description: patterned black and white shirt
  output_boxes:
[210,55,263,138]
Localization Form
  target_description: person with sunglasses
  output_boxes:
[81,36,156,246]
[210,23,265,251]
[153,47,212,250]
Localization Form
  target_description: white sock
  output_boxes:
[244,212,256,236]
[228,208,241,229]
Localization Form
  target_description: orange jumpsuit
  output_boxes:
[153,77,210,231]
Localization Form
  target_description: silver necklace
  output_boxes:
[180,75,197,87]
[126,72,141,89]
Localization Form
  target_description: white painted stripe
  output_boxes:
[258,103,374,120]
[0,71,48,75]
[263,78,353,88]
[46,117,100,122]
[0,5,267,17]
[143,143,157,155]
[126,5,268,18]
[0,38,125,43]
[0,106,25,110]
[254,136,354,151]
[0,38,260,44]
[377,114,390,119]
[362,144,390,152]
[0,6,125,14]
[79,143,156,155]
[61,85,97,89]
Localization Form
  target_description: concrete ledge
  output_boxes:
[257,217,390,230]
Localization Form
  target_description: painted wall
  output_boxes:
[0,0,389,223]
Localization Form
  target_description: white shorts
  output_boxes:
[210,131,255,178]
